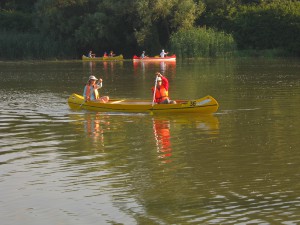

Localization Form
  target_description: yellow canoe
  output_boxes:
[68,93,219,114]
[82,54,124,61]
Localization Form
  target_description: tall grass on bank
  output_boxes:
[170,27,237,58]
[0,30,75,60]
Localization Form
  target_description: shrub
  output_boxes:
[170,27,236,58]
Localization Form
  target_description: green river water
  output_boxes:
[0,58,299,225]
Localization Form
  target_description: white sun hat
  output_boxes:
[89,75,98,80]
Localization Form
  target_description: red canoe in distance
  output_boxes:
[133,55,176,62]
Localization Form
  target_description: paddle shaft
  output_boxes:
[81,78,91,107]
[152,76,158,106]
[79,102,84,108]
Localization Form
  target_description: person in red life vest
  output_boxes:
[151,72,176,104]
[103,52,108,57]
[83,75,109,103]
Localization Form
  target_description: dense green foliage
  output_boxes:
[170,27,236,57]
[233,0,300,55]
[0,0,299,59]
[0,30,75,59]
[199,0,300,56]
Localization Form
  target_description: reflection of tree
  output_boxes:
[153,118,172,163]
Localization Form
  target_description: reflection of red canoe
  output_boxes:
[133,55,176,62]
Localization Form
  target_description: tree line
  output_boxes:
[0,0,299,60]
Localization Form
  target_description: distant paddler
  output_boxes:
[160,49,169,58]
[140,51,148,59]
[88,50,96,58]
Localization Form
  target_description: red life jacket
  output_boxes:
[153,86,168,103]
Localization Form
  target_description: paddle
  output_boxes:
[152,76,158,107]
[79,100,85,108]
[80,78,90,108]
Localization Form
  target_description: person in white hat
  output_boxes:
[151,72,176,104]
[88,50,95,58]
[160,49,168,58]
[83,75,109,103]
[140,51,146,59]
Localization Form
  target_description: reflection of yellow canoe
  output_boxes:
[152,114,219,131]
[68,93,219,114]
[82,54,123,61]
